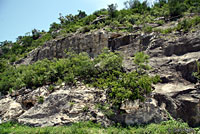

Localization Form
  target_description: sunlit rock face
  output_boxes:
[2,29,199,127]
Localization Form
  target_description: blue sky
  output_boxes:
[0,0,153,42]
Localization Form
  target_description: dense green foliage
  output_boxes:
[153,15,200,34]
[0,32,52,63]
[0,120,199,134]
[0,49,159,107]
[176,16,200,32]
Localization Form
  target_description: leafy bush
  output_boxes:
[83,15,97,25]
[168,0,187,17]
[91,50,160,106]
[142,25,153,33]
[80,26,91,33]
[37,96,44,104]
[0,59,9,73]
[0,49,159,108]
[49,22,61,33]
[176,16,200,32]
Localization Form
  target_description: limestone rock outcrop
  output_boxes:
[16,30,110,65]
[1,29,199,127]
[0,83,199,127]
[17,83,112,127]
[154,87,200,127]
[0,97,23,122]
[114,98,169,125]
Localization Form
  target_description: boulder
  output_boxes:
[0,97,23,122]
[164,36,200,56]
[154,87,200,127]
[18,83,112,127]
[112,98,169,125]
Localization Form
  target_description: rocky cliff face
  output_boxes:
[1,29,200,127]
[16,30,109,65]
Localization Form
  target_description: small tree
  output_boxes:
[0,40,12,47]
[49,22,61,32]
[133,51,151,73]
[77,10,87,19]
[58,13,65,24]
[107,4,118,18]
[168,0,186,17]
[154,0,167,8]
[124,0,141,9]
[124,0,150,13]
[32,29,41,40]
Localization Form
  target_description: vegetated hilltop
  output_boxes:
[0,0,200,131]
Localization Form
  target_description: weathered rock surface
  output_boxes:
[16,30,110,65]
[0,97,23,122]
[115,98,169,125]
[0,83,169,127]
[16,83,111,127]
[154,86,200,127]
[2,29,200,127]
[0,83,199,127]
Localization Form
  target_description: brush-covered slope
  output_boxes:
[0,0,200,128]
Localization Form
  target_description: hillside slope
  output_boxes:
[0,0,200,128]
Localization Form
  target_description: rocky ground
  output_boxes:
[0,28,200,127]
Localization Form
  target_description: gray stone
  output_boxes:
[18,83,112,127]
[6,28,200,127]
[154,88,200,127]
[114,99,169,125]
[0,97,23,122]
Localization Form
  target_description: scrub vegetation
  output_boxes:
[0,0,200,133]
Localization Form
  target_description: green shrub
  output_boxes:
[142,25,153,33]
[37,96,44,104]
[49,22,61,33]
[176,16,200,32]
[110,20,121,29]
[32,29,41,40]
[168,0,187,17]
[80,26,91,33]
[0,59,9,73]
[193,61,200,82]
[0,49,159,108]
[95,103,114,117]
[82,105,89,112]
[48,85,55,91]
[161,28,174,34]
[83,15,97,25]
[91,50,160,106]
